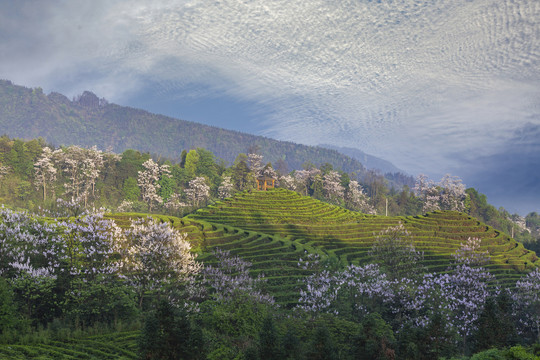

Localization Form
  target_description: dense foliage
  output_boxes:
[0,135,539,359]
[0,204,538,359]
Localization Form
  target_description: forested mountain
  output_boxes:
[0,80,409,186]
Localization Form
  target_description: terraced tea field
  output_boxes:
[184,189,539,304]
[0,331,138,359]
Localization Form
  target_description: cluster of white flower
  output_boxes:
[414,173,467,213]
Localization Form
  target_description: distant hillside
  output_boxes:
[0,80,401,182]
[320,144,405,175]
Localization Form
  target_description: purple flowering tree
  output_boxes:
[200,248,274,305]
[57,211,122,282]
[512,268,540,342]
[409,265,495,353]
[297,253,393,318]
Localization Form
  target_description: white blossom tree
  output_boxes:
[414,174,440,213]
[259,163,278,179]
[414,174,467,213]
[0,163,8,179]
[294,168,321,196]
[137,159,170,212]
[323,170,345,204]
[201,248,274,304]
[218,176,234,199]
[347,180,375,214]
[118,218,201,307]
[185,177,210,208]
[279,174,295,191]
[34,147,57,202]
[58,210,123,282]
[247,153,263,175]
[369,222,424,280]
[56,145,87,203]
[439,174,467,212]
[452,237,490,266]
[82,146,104,202]
[55,145,106,207]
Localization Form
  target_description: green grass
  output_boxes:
[0,331,138,359]
[180,189,539,304]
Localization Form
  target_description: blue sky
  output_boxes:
[1,0,539,214]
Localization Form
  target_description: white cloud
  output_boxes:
[1,0,539,177]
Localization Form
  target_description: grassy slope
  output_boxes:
[0,331,138,359]
[184,189,539,303]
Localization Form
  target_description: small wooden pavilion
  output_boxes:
[256,175,275,191]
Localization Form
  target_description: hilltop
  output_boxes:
[183,189,538,305]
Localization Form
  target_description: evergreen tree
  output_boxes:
[473,291,518,352]
[139,300,204,360]
[353,313,395,360]
[307,325,337,360]
[259,315,280,360]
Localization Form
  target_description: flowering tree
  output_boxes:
[0,207,65,319]
[279,174,295,190]
[55,145,86,203]
[185,177,210,207]
[218,176,234,199]
[118,218,201,307]
[54,145,107,207]
[452,237,490,266]
[417,265,495,352]
[137,159,170,212]
[0,207,63,279]
[323,170,345,204]
[33,147,57,202]
[83,146,105,203]
[512,268,540,342]
[297,259,393,318]
[294,168,321,196]
[414,174,440,213]
[0,163,9,179]
[247,153,263,175]
[259,163,278,179]
[347,180,375,214]
[369,223,424,280]
[414,174,467,213]
[164,193,188,212]
[117,200,134,212]
[57,211,122,282]
[439,174,467,212]
[200,248,274,305]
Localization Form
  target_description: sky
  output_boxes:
[1,0,539,214]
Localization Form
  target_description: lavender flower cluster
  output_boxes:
[200,248,275,305]
[297,252,539,344]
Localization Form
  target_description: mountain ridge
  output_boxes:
[0,79,411,186]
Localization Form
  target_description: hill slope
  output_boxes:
[0,79,381,177]
[182,189,538,304]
